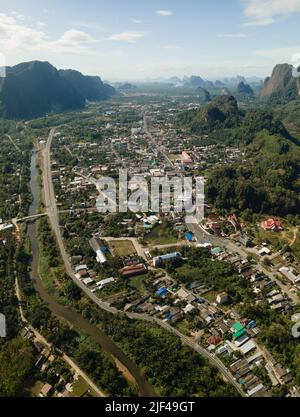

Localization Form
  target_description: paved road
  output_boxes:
[15,277,106,397]
[143,114,175,171]
[42,128,118,315]
[111,143,126,169]
[127,313,245,397]
[42,127,245,396]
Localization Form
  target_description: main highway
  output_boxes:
[42,128,119,315]
[41,127,246,397]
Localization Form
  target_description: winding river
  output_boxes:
[27,150,156,397]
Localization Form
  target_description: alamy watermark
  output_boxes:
[95,170,204,224]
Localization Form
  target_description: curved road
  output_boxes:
[42,127,245,397]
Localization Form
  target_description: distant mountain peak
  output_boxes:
[260,63,300,103]
[237,81,254,97]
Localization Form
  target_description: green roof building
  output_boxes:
[233,322,244,332]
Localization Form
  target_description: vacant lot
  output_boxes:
[109,240,137,257]
[144,223,178,246]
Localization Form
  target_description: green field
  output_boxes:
[254,226,295,251]
[72,376,97,397]
[128,272,152,293]
[143,223,179,246]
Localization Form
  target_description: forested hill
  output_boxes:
[59,69,115,102]
[0,61,115,119]
[178,94,300,216]
[177,95,290,145]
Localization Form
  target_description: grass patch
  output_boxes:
[128,273,150,293]
[175,319,192,336]
[38,252,58,293]
[253,228,291,251]
[72,376,90,397]
[109,240,136,257]
[143,223,178,246]
[30,381,44,397]
[291,233,300,262]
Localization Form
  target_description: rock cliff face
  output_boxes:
[260,64,299,103]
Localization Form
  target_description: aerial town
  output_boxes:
[2,96,298,398]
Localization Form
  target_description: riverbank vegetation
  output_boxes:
[16,238,137,397]
[75,301,239,397]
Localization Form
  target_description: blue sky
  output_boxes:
[0,0,300,80]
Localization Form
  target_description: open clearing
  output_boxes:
[109,240,137,257]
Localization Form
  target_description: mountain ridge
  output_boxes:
[0,60,115,119]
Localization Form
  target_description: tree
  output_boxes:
[0,338,35,396]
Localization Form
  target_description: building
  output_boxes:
[183,304,195,314]
[239,340,256,355]
[238,235,253,247]
[232,322,247,339]
[181,151,193,164]
[211,247,223,256]
[75,264,88,273]
[96,277,115,289]
[185,232,194,242]
[156,287,168,297]
[82,277,94,286]
[153,252,182,268]
[176,288,190,300]
[40,383,53,397]
[89,237,108,264]
[120,263,147,278]
[279,267,300,285]
[208,335,222,346]
[258,247,271,256]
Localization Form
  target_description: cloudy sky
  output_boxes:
[0,0,300,80]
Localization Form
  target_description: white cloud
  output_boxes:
[0,13,45,51]
[0,13,103,56]
[107,31,145,43]
[156,10,173,16]
[11,11,26,21]
[162,45,184,51]
[242,0,300,26]
[31,29,103,56]
[37,21,47,27]
[292,52,300,64]
[131,18,142,24]
[253,44,300,59]
[253,44,300,70]
[218,32,250,38]
[46,29,99,51]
